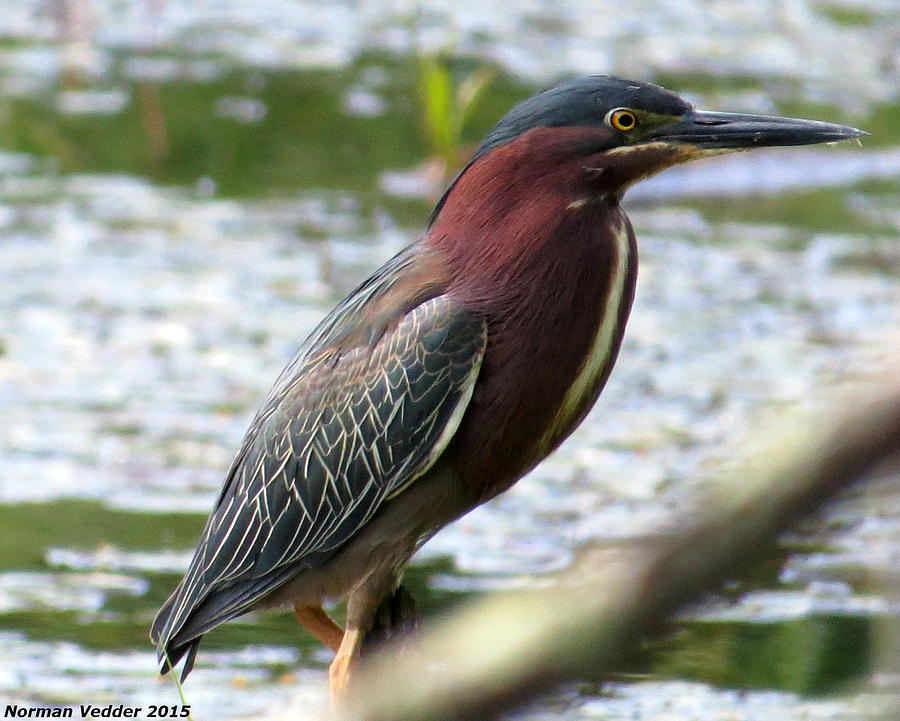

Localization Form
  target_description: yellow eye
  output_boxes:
[608,108,637,132]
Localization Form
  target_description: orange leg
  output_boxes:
[293,603,344,653]
[293,603,362,710]
[327,586,419,708]
[329,626,363,710]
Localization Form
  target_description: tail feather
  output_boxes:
[150,588,179,646]
[151,565,299,681]
[157,637,201,682]
[151,578,208,681]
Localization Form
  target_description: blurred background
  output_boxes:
[0,0,898,718]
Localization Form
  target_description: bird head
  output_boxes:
[428,75,865,227]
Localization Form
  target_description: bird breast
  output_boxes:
[438,201,638,502]
[539,209,634,450]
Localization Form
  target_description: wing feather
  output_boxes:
[151,285,486,673]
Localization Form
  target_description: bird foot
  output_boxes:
[328,641,356,712]
[327,585,419,713]
[359,584,419,658]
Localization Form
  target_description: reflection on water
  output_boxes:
[0,1,898,718]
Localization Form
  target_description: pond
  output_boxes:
[1,1,898,719]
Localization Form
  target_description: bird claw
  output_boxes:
[328,646,355,712]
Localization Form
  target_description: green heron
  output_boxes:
[151,75,863,699]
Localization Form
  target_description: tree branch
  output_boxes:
[344,381,900,721]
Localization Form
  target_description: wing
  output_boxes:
[151,282,486,675]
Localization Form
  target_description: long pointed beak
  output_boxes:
[648,109,867,149]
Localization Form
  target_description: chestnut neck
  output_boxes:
[424,126,639,499]
[427,126,624,300]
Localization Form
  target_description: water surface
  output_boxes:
[1,1,898,718]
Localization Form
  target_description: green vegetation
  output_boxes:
[815,3,879,27]
[416,53,495,178]
[0,500,204,571]
[688,187,893,237]
[655,615,872,695]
